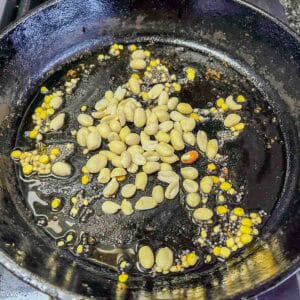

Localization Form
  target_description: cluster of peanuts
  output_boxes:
[72,45,247,220]
[10,43,264,282]
[69,46,241,216]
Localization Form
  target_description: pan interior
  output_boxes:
[14,42,286,276]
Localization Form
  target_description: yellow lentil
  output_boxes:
[228,188,236,195]
[234,123,245,131]
[50,147,60,156]
[57,240,65,247]
[76,244,84,254]
[218,194,225,202]
[35,107,43,113]
[186,252,198,266]
[185,67,196,81]
[226,238,235,248]
[250,212,258,219]
[47,108,55,116]
[80,105,87,112]
[120,261,128,269]
[23,164,33,175]
[216,205,228,215]
[10,150,22,159]
[210,107,218,114]
[112,43,119,50]
[207,163,217,171]
[255,216,262,224]
[39,110,47,119]
[240,225,252,234]
[220,247,231,258]
[205,255,212,263]
[201,230,207,238]
[81,175,89,185]
[241,218,253,227]
[237,95,246,103]
[240,234,253,244]
[150,60,158,67]
[118,273,128,283]
[141,92,150,101]
[44,95,52,104]
[40,86,49,93]
[66,234,74,242]
[220,182,232,191]
[144,50,151,57]
[71,197,78,204]
[213,246,221,256]
[173,82,181,92]
[221,103,229,111]
[51,197,61,209]
[211,176,220,184]
[170,74,176,80]
[216,98,225,107]
[38,155,49,164]
[29,129,38,139]
[190,113,202,121]
[117,282,127,290]
[128,44,137,52]
[233,207,245,217]
[131,73,140,80]
[81,166,88,174]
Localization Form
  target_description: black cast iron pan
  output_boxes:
[0,0,299,299]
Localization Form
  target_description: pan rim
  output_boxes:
[0,0,299,43]
[0,0,299,299]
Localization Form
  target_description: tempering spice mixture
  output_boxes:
[10,43,267,285]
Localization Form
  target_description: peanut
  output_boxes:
[97,168,111,183]
[224,113,241,128]
[121,184,137,198]
[134,108,146,128]
[52,161,71,177]
[50,113,65,130]
[138,246,154,269]
[130,59,146,70]
[180,167,198,180]
[183,179,199,193]
[165,180,179,199]
[143,162,160,174]
[135,196,157,210]
[193,207,213,221]
[135,172,148,190]
[103,178,119,197]
[196,131,208,152]
[206,139,218,159]
[152,185,164,203]
[186,193,201,207]
[177,102,193,114]
[200,176,213,194]
[77,114,93,127]
[102,201,120,214]
[108,140,126,155]
[86,154,107,173]
[170,129,184,151]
